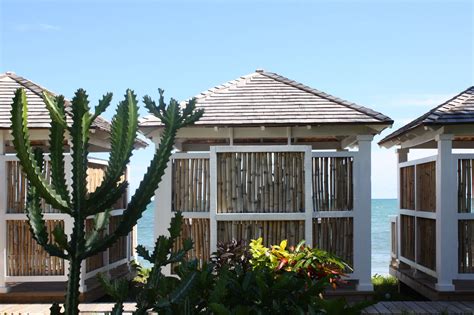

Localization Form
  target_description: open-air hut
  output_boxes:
[0,72,143,302]
[139,69,393,291]
[379,86,474,300]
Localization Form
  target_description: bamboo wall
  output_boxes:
[416,162,436,212]
[7,161,54,213]
[109,215,127,263]
[400,166,415,210]
[85,218,105,272]
[173,218,210,264]
[217,220,305,247]
[216,152,305,213]
[312,157,353,211]
[172,158,210,212]
[313,218,353,266]
[87,162,127,210]
[458,159,474,213]
[6,220,65,276]
[400,215,415,261]
[416,218,436,270]
[459,220,474,273]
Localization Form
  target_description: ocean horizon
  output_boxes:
[137,198,397,275]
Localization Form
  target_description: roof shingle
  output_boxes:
[139,70,393,127]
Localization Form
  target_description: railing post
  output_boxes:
[396,148,408,267]
[353,135,373,291]
[435,134,456,291]
[154,145,173,275]
[0,131,8,293]
[304,147,313,247]
[209,147,218,254]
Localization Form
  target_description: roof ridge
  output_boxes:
[6,72,62,100]
[260,71,392,123]
[378,86,474,146]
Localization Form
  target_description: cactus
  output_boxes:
[10,87,202,315]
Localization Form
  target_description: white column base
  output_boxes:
[0,285,10,293]
[435,283,455,291]
[356,282,374,292]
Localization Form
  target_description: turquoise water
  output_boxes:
[137,199,398,275]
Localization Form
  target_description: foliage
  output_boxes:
[249,237,348,287]
[10,87,202,315]
[372,274,416,301]
[210,239,251,272]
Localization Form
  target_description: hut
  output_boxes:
[379,86,474,300]
[0,72,143,302]
[139,69,393,291]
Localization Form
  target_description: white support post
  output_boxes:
[0,131,8,293]
[154,158,173,275]
[396,149,409,267]
[435,134,456,291]
[353,135,373,291]
[209,147,218,254]
[304,147,313,246]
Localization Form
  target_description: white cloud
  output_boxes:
[14,23,61,32]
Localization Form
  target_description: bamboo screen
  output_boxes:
[416,218,436,271]
[400,166,415,210]
[173,218,210,264]
[416,162,436,212]
[6,220,65,276]
[217,220,305,247]
[458,159,474,213]
[312,157,353,211]
[400,215,415,261]
[216,152,305,213]
[85,218,105,272]
[87,162,127,210]
[7,160,55,213]
[313,218,353,266]
[172,158,210,212]
[459,220,474,273]
[109,215,128,263]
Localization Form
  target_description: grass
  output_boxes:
[372,274,422,301]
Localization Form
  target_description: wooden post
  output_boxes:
[0,131,8,293]
[396,148,409,266]
[435,134,456,291]
[153,136,173,275]
[353,135,373,291]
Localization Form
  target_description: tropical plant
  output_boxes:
[210,239,251,272]
[249,237,348,287]
[10,87,202,314]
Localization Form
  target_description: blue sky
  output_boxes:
[1,0,473,198]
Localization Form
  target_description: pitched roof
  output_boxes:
[0,72,111,131]
[139,70,393,127]
[379,86,474,146]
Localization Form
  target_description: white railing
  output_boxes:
[157,145,372,290]
[0,155,133,292]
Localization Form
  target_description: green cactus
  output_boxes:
[10,87,202,315]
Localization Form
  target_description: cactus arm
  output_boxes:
[86,90,138,215]
[10,88,69,211]
[44,93,71,205]
[90,92,113,122]
[136,245,152,262]
[84,96,202,259]
[84,210,111,250]
[86,182,128,216]
[25,149,68,259]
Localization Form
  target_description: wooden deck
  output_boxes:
[391,265,474,301]
[0,301,473,314]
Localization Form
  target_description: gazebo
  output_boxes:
[140,69,393,291]
[379,86,474,299]
[0,72,143,302]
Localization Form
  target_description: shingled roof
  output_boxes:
[379,86,474,146]
[139,70,393,127]
[0,72,111,131]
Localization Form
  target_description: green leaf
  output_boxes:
[91,92,113,121]
[10,88,68,211]
[208,303,231,315]
[43,92,68,128]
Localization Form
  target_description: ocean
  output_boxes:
[137,199,398,275]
